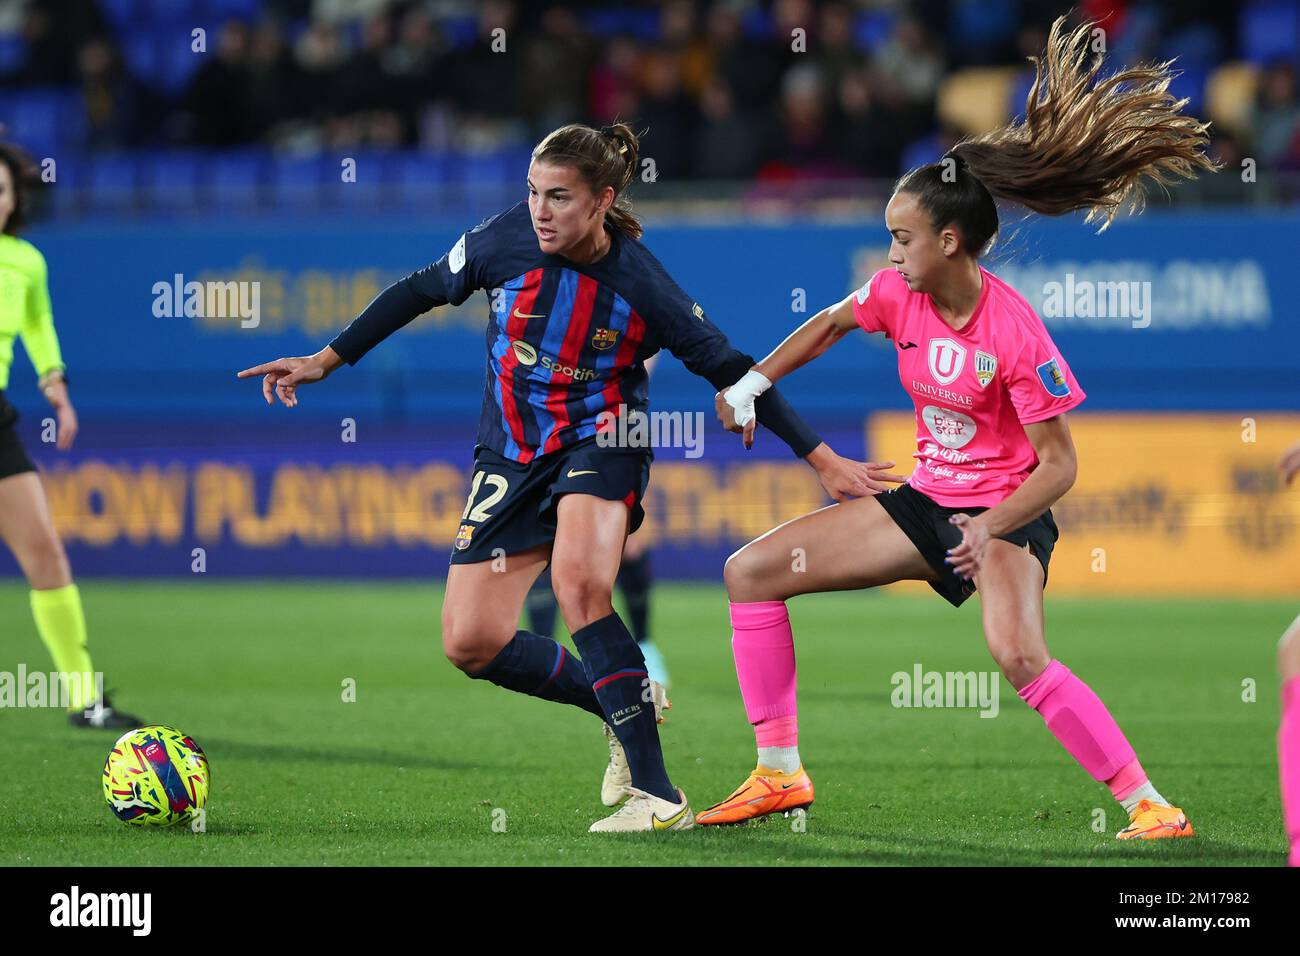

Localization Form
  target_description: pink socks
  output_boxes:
[1018,659,1138,784]
[1281,676,1300,866]
[730,601,798,745]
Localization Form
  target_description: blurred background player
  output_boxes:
[1279,438,1300,866]
[702,18,1214,839]
[524,355,667,686]
[239,122,873,832]
[0,141,142,730]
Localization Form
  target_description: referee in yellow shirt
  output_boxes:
[0,142,141,729]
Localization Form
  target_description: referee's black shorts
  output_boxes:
[449,435,652,565]
[0,390,37,481]
[874,482,1058,608]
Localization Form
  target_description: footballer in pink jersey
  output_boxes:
[696,17,1218,840]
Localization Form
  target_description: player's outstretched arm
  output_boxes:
[236,346,344,408]
[715,294,904,500]
[236,264,446,408]
[716,292,859,445]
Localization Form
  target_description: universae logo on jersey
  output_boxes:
[975,350,997,388]
[1036,357,1070,397]
[927,338,967,386]
[591,328,620,350]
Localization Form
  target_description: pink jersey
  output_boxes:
[852,266,1085,508]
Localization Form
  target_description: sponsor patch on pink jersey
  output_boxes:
[852,267,1085,508]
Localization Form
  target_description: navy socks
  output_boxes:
[570,612,675,802]
[469,630,603,719]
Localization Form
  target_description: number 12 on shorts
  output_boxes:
[460,470,509,523]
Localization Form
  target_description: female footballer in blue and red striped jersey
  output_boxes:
[238,123,896,832]
[700,18,1218,840]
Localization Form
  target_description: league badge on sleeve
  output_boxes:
[448,234,467,274]
[1036,357,1070,397]
[975,350,997,388]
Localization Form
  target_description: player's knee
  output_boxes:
[20,531,70,589]
[723,544,771,598]
[551,569,613,629]
[440,609,504,673]
[988,640,1050,690]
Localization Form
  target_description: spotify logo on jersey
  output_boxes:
[922,404,976,449]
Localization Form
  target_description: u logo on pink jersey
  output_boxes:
[927,338,967,386]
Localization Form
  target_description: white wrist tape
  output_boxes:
[723,370,772,427]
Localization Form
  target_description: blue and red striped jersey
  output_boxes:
[330,202,821,462]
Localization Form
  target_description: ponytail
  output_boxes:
[897,15,1219,254]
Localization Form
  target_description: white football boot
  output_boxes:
[601,679,670,806]
[589,786,694,833]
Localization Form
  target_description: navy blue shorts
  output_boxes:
[449,436,652,564]
[873,482,1058,608]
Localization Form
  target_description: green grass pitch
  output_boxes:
[0,580,1292,866]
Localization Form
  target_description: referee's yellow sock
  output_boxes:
[30,583,97,712]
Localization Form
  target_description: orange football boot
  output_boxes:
[696,765,814,825]
[1115,799,1195,840]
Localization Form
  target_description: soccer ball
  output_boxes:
[102,725,210,827]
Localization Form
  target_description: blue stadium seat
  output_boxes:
[158,38,205,97]
[1240,0,1300,64]
[268,154,324,211]
[121,33,159,82]
[585,8,660,40]
[0,33,27,78]
[948,0,1017,50]
[144,152,206,209]
[86,155,142,211]
[209,149,268,209]
[1167,64,1209,117]
[325,150,396,208]
[140,0,203,23]
[442,15,478,48]
[44,155,84,217]
[204,0,262,17]
[3,88,67,156]
[854,10,896,53]
[98,0,140,31]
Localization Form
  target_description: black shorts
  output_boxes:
[0,392,37,481]
[874,482,1058,608]
[449,436,652,564]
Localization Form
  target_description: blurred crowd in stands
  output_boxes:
[0,0,1297,188]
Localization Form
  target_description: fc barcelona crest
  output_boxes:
[454,523,475,551]
[975,350,997,388]
[592,327,620,350]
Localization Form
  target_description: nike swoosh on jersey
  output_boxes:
[513,308,547,319]
[566,469,598,478]
[899,341,918,349]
